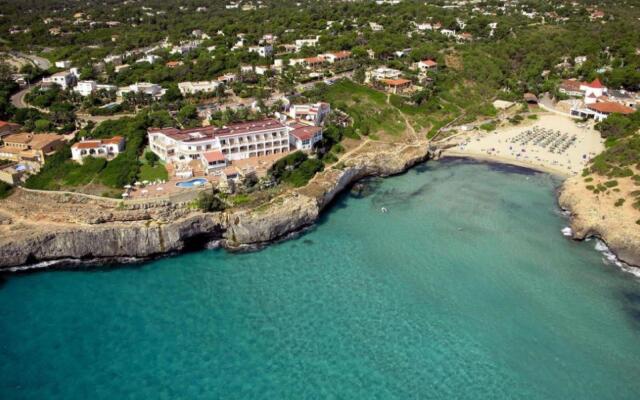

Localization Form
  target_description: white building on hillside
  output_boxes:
[42,71,77,90]
[288,102,331,126]
[71,136,125,162]
[248,45,273,57]
[55,60,72,69]
[288,123,323,151]
[294,36,320,51]
[117,83,166,100]
[74,80,117,97]
[178,81,221,96]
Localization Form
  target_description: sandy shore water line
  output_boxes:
[442,114,605,177]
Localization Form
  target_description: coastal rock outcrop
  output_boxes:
[0,140,429,270]
[559,175,640,268]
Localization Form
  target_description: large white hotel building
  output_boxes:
[148,119,294,172]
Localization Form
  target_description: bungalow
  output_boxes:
[415,59,438,72]
[71,136,125,163]
[379,78,412,94]
[117,83,166,100]
[289,124,323,151]
[178,81,221,96]
[321,51,352,64]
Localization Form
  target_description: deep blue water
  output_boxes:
[1,158,640,399]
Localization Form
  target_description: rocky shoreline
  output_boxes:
[2,139,639,273]
[0,140,431,271]
[558,175,640,269]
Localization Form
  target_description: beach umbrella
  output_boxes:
[121,193,129,197]
[134,181,141,186]
[143,180,149,185]
[156,187,163,191]
[124,184,132,189]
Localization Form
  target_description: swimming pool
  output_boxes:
[175,178,208,188]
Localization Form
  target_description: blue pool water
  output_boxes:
[175,178,208,188]
[1,158,640,399]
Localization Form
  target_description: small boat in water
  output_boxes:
[381,207,388,213]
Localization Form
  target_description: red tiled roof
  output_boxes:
[332,51,351,58]
[203,150,225,163]
[586,78,604,89]
[380,78,411,86]
[421,59,437,67]
[304,57,325,64]
[588,102,634,114]
[149,119,285,142]
[290,125,321,140]
[560,79,583,91]
[72,136,123,149]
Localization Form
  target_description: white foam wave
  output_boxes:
[593,239,640,278]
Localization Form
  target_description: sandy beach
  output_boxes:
[442,114,605,177]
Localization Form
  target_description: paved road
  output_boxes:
[13,52,51,70]
[10,81,40,108]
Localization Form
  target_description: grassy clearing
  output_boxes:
[323,80,406,137]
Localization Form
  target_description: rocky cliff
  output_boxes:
[0,140,430,270]
[559,175,640,268]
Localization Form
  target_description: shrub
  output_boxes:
[614,198,625,207]
[195,191,226,212]
[0,181,13,199]
[604,180,618,188]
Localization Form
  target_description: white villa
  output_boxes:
[288,102,331,126]
[178,81,221,96]
[117,83,166,100]
[294,36,320,51]
[366,67,402,83]
[74,80,117,97]
[248,45,273,57]
[42,71,76,90]
[71,136,125,162]
[289,123,323,151]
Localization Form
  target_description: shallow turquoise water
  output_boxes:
[1,159,640,399]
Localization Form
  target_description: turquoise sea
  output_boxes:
[1,158,640,399]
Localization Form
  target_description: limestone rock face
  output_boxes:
[0,214,223,268]
[0,140,430,269]
[559,175,640,268]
